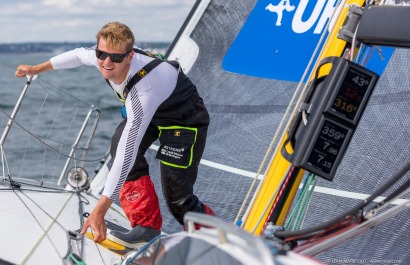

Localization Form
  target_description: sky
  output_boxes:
[0,0,196,44]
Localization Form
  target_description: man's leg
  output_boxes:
[159,125,215,225]
[108,120,161,247]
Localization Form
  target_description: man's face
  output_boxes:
[96,38,133,84]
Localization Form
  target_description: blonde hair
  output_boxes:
[96,21,135,52]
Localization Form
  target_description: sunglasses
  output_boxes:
[95,49,131,63]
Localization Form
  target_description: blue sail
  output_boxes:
[223,0,394,81]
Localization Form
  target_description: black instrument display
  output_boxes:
[328,64,377,125]
[304,119,352,180]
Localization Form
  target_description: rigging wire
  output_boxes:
[0,41,154,265]
[294,218,361,254]
[267,0,410,252]
[260,166,298,234]
[11,126,86,149]
[18,93,49,179]
[0,187,72,193]
[0,109,106,163]
[19,190,75,260]
[1,145,13,185]
[285,173,318,231]
[367,178,410,217]
[0,60,108,189]
[0,61,118,263]
[42,100,64,182]
[298,197,410,256]
[249,164,293,234]
[87,230,108,265]
[19,187,99,263]
[0,180,122,264]
[274,159,410,241]
[2,183,106,264]
[235,0,346,226]
[0,61,92,109]
[11,188,70,264]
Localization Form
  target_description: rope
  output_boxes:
[261,166,297,234]
[235,0,345,225]
[14,189,73,264]
[76,192,89,258]
[5,183,123,265]
[86,230,107,265]
[298,198,410,256]
[275,158,410,239]
[285,173,318,231]
[367,179,410,217]
[249,165,293,234]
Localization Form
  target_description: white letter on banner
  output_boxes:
[314,0,337,34]
[292,0,326,34]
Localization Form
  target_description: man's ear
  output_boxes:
[128,50,134,62]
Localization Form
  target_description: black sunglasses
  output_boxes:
[95,49,131,63]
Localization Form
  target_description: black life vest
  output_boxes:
[105,48,203,124]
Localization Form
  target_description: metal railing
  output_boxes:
[0,75,102,187]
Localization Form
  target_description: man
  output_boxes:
[15,21,214,247]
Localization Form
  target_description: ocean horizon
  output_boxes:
[0,41,171,54]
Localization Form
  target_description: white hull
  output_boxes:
[0,179,131,265]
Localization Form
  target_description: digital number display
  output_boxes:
[304,119,351,180]
[287,59,378,181]
[330,66,374,124]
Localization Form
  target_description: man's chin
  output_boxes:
[101,72,113,80]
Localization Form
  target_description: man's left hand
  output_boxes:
[80,195,112,243]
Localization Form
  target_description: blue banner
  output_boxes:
[222,0,393,82]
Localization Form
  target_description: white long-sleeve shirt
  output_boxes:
[50,47,178,200]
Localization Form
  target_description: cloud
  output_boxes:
[0,0,195,43]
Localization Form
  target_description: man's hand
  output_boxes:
[80,195,113,243]
[15,65,34,78]
[15,61,53,78]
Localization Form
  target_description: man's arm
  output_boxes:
[80,195,113,242]
[15,48,97,79]
[15,61,53,77]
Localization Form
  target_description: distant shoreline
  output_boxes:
[0,42,171,53]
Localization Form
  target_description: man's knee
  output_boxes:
[161,167,200,223]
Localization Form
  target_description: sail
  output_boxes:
[0,0,408,263]
[162,0,296,228]
[161,0,410,263]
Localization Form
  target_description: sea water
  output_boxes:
[0,52,122,182]
[0,50,186,233]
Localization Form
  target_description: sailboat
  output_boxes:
[0,73,135,264]
[164,0,410,263]
[0,49,320,265]
[1,0,410,264]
